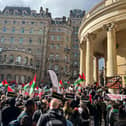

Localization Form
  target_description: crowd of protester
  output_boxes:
[1,85,126,126]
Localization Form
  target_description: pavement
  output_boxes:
[90,116,105,126]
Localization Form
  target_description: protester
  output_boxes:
[2,97,21,126]
[78,101,90,126]
[1,76,126,126]
[63,101,72,120]
[37,98,67,126]
[109,103,119,126]
[32,101,42,125]
[17,98,35,126]
[70,107,80,126]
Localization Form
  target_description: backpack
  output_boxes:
[45,114,67,126]
[8,120,20,126]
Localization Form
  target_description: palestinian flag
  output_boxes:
[75,84,82,92]
[74,73,86,86]
[2,80,9,87]
[8,86,14,92]
[2,80,14,92]
[29,74,36,95]
[24,80,33,90]
[24,83,29,90]
[59,80,63,88]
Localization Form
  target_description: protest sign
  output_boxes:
[106,94,126,101]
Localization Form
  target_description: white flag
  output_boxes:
[48,70,60,93]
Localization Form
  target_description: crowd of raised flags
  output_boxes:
[0,72,87,98]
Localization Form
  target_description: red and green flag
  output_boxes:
[59,80,63,88]
[2,80,14,92]
[8,86,14,92]
[24,80,33,90]
[2,80,9,87]
[29,74,36,95]
[74,73,86,86]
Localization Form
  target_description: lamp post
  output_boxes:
[38,27,45,84]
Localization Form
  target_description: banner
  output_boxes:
[51,92,63,100]
[65,93,75,99]
[106,94,126,101]
[106,76,122,89]
[48,70,60,93]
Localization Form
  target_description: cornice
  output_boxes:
[79,0,126,38]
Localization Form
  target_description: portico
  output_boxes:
[79,0,126,87]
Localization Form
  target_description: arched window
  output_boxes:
[16,56,21,64]
[24,57,28,65]
[15,75,19,83]
[7,74,11,82]
[21,76,25,83]
[9,55,14,63]
[30,58,33,66]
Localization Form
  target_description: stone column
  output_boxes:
[80,40,86,75]
[85,34,94,85]
[93,56,99,82]
[104,23,117,77]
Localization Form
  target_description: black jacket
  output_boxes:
[37,109,67,126]
[2,106,21,126]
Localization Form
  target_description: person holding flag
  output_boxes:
[29,74,36,95]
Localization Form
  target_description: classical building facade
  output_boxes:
[0,6,84,84]
[79,0,126,87]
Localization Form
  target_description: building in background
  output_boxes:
[0,6,85,85]
[69,9,85,82]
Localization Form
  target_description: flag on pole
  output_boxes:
[59,80,63,88]
[24,83,30,90]
[8,86,14,92]
[82,73,86,80]
[29,74,36,95]
[2,80,14,92]
[74,73,86,86]
[2,80,9,87]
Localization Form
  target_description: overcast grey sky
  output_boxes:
[0,0,103,17]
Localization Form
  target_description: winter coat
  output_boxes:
[37,109,67,126]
